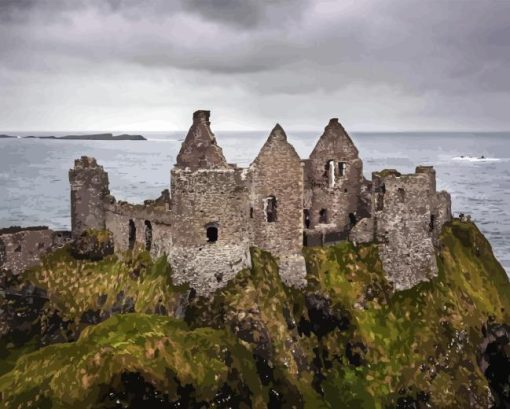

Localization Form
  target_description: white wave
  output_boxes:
[452,156,501,162]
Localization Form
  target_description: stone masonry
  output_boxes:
[63,110,452,294]
[0,226,70,275]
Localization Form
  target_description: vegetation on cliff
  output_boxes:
[1,220,509,408]
[0,314,264,408]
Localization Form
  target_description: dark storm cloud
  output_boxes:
[0,0,509,130]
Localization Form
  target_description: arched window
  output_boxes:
[264,196,277,222]
[144,220,152,251]
[319,209,328,224]
[206,224,218,243]
[128,219,136,250]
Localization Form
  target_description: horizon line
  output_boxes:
[1,129,510,134]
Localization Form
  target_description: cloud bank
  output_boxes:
[0,0,509,131]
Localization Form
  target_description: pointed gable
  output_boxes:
[176,110,228,171]
[252,124,301,167]
[309,118,359,161]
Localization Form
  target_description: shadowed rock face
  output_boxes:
[175,110,228,171]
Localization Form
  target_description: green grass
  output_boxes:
[0,314,265,409]
[24,246,189,323]
[1,220,508,408]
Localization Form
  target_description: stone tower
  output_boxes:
[306,118,363,232]
[248,124,306,287]
[169,110,252,294]
[69,156,110,237]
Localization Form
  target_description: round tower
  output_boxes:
[69,156,110,238]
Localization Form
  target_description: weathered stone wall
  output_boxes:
[433,190,452,243]
[306,119,363,232]
[175,110,228,171]
[169,167,252,294]
[0,227,71,275]
[373,167,445,290]
[349,217,374,244]
[63,111,455,296]
[248,124,306,287]
[104,200,173,257]
[69,156,110,238]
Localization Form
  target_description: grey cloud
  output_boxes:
[0,0,509,130]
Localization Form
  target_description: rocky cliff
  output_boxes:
[0,220,509,408]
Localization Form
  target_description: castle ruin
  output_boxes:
[0,111,452,295]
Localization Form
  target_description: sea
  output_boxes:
[1,131,509,273]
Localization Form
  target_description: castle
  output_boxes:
[0,111,452,295]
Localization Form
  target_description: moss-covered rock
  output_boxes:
[24,246,189,325]
[70,228,114,261]
[1,220,509,408]
[0,314,266,409]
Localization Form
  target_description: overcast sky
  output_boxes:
[1,0,509,132]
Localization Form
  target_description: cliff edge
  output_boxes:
[0,220,509,408]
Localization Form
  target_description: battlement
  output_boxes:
[68,111,452,295]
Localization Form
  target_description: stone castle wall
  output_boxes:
[248,125,306,287]
[0,227,70,275]
[372,167,451,290]
[69,156,110,238]
[64,110,454,295]
[306,119,364,232]
[169,167,252,294]
[104,200,172,258]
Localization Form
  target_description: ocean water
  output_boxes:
[1,131,509,272]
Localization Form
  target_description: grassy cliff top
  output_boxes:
[1,220,509,408]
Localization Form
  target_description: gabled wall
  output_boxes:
[248,124,306,287]
[306,119,363,233]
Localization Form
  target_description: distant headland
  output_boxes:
[0,133,146,141]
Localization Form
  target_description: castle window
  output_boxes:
[429,214,436,232]
[338,162,346,177]
[319,208,328,224]
[349,212,357,226]
[128,219,136,250]
[206,225,218,243]
[376,183,386,211]
[250,207,254,219]
[328,160,336,187]
[14,244,22,252]
[304,209,311,229]
[264,196,278,222]
[397,188,406,203]
[144,220,152,251]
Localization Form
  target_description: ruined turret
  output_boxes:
[175,110,228,171]
[305,118,363,233]
[69,156,110,238]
